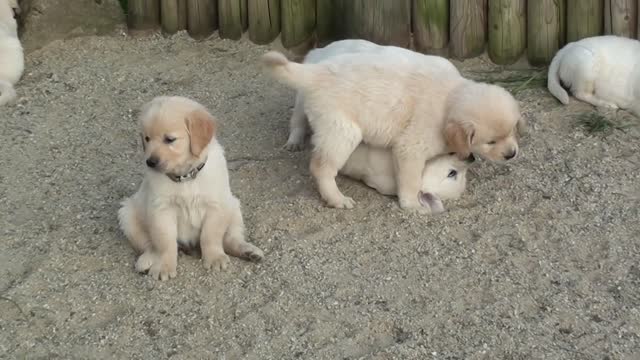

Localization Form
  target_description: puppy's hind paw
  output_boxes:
[241,244,264,262]
[283,141,305,152]
[203,252,230,271]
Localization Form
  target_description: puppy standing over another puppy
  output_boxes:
[283,39,460,151]
[118,96,263,281]
[0,0,23,106]
[548,35,640,116]
[262,51,523,211]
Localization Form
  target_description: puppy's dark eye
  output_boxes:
[164,136,176,144]
[488,141,496,145]
[447,170,458,178]
[144,136,150,142]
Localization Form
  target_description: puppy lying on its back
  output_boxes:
[341,149,474,213]
[118,96,263,281]
[284,39,460,151]
[548,35,640,116]
[0,0,23,106]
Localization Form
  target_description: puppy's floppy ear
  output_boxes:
[185,109,217,157]
[444,121,474,160]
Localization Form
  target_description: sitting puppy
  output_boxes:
[262,51,523,211]
[548,35,640,116]
[0,0,23,106]
[118,96,263,281]
[340,149,474,213]
[284,39,460,151]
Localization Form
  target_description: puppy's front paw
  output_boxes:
[327,196,356,209]
[203,252,230,271]
[399,197,431,214]
[136,252,177,281]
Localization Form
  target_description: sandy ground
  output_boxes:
[0,32,639,359]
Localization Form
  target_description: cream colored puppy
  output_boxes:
[262,51,522,211]
[548,35,640,116]
[284,39,460,151]
[118,96,263,281]
[0,0,23,106]
[341,149,474,213]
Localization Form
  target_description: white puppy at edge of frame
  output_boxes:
[284,39,461,151]
[548,35,640,116]
[0,0,24,106]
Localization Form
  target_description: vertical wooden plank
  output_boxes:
[128,0,161,34]
[412,0,449,55]
[566,0,604,42]
[316,0,352,44]
[281,0,316,48]
[187,0,218,39]
[527,0,564,65]
[178,0,188,31]
[346,0,411,47]
[248,0,281,44]
[488,0,526,65]
[450,0,487,59]
[241,0,248,30]
[604,0,637,38]
[160,0,178,34]
[219,0,247,40]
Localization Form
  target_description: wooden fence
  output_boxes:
[127,0,640,65]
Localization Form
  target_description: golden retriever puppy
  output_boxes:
[262,51,522,211]
[118,96,263,281]
[340,148,474,213]
[548,35,640,116]
[0,0,23,106]
[284,39,460,151]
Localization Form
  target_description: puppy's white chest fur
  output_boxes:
[144,142,234,246]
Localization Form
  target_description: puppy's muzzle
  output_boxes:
[504,149,517,160]
[146,156,160,168]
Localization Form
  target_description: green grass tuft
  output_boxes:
[576,112,634,135]
[467,69,547,95]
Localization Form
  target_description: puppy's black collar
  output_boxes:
[166,161,206,183]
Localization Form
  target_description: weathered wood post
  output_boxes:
[281,0,316,48]
[187,0,218,39]
[342,0,411,47]
[527,0,565,65]
[604,0,637,38]
[488,0,526,65]
[161,0,188,34]
[316,0,352,44]
[248,0,281,44]
[218,0,247,40]
[450,0,487,59]
[128,0,161,34]
[412,0,449,55]
[566,0,604,42]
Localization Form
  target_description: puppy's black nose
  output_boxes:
[146,157,159,168]
[465,153,476,163]
[504,150,517,160]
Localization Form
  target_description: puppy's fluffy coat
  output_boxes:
[284,39,460,151]
[340,148,473,213]
[118,96,263,281]
[0,0,23,106]
[548,35,640,116]
[262,51,522,211]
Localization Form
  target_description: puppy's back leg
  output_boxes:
[223,200,264,262]
[568,50,619,109]
[310,114,362,208]
[118,198,150,254]
[283,93,309,151]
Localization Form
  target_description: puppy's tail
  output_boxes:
[261,51,318,91]
[547,45,570,105]
[0,80,16,106]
